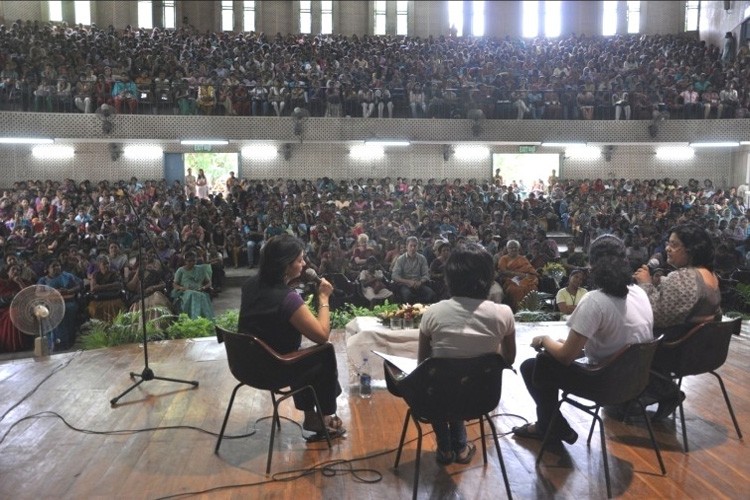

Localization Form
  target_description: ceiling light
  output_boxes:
[0,137,54,144]
[656,146,694,160]
[454,145,490,160]
[241,145,277,160]
[350,144,384,160]
[180,139,229,145]
[689,141,739,148]
[123,145,163,160]
[364,140,410,146]
[32,145,74,159]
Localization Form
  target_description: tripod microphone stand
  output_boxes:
[110,190,199,406]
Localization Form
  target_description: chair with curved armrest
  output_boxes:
[536,340,666,499]
[384,354,513,500]
[214,326,332,474]
[652,317,743,452]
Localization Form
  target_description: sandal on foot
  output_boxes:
[435,449,454,465]
[304,427,346,443]
[454,442,477,465]
[325,415,344,430]
[512,422,545,441]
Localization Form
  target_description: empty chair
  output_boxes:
[651,317,743,452]
[536,340,666,499]
[214,326,332,474]
[384,354,513,500]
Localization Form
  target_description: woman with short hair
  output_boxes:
[419,243,516,465]
[633,223,721,420]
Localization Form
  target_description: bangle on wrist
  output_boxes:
[319,303,330,308]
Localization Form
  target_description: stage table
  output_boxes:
[345,316,570,382]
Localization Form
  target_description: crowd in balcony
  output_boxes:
[1,20,749,119]
[1,170,749,354]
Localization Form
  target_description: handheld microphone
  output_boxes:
[304,268,322,285]
[647,258,661,275]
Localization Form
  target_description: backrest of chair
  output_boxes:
[219,329,290,391]
[665,318,740,377]
[396,354,507,422]
[560,340,659,406]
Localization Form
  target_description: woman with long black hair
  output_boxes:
[238,234,345,440]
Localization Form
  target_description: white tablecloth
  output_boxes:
[345,316,419,381]
[345,316,571,382]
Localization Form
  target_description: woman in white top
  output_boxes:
[513,235,653,444]
[419,244,516,465]
[195,168,209,199]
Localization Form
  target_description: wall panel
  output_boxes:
[0,138,739,190]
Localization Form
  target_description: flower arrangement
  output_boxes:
[378,303,429,322]
[542,262,566,287]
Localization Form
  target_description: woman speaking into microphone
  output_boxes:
[238,234,345,440]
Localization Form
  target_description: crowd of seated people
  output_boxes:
[2,20,750,119]
[2,170,750,354]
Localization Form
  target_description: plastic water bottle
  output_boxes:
[47,332,55,355]
[359,356,372,399]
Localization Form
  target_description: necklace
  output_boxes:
[567,287,579,306]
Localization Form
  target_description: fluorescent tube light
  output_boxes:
[180,139,229,145]
[350,144,384,159]
[241,145,277,160]
[689,142,739,148]
[656,146,694,160]
[364,140,410,146]
[0,137,54,144]
[123,145,163,160]
[32,145,74,159]
[454,145,490,160]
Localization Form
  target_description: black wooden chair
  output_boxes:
[652,317,743,452]
[384,354,513,500]
[214,326,333,474]
[536,340,666,499]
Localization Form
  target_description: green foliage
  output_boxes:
[514,310,561,322]
[165,314,215,339]
[80,306,231,349]
[80,306,173,350]
[304,293,398,329]
[214,309,239,332]
[734,283,750,306]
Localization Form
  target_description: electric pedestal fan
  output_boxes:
[9,285,65,356]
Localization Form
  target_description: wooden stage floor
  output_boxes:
[0,324,748,499]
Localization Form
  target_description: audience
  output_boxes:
[1,167,749,356]
[2,21,750,120]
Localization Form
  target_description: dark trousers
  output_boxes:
[289,344,342,415]
[520,354,575,437]
[397,284,436,304]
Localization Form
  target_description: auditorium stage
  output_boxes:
[0,324,748,499]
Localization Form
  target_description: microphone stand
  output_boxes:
[110,190,199,406]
